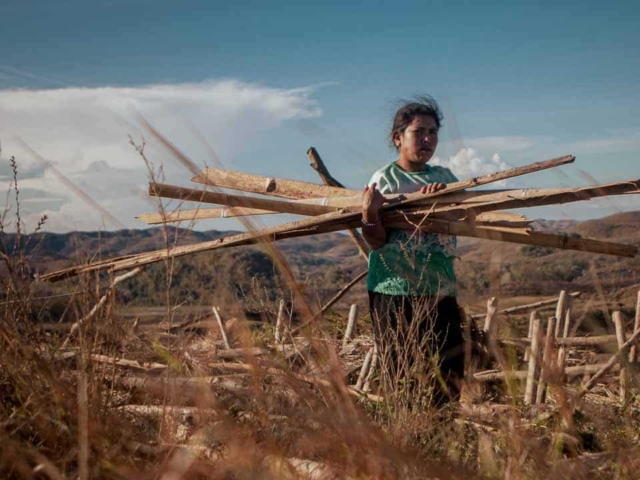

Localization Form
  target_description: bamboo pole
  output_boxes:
[342,304,358,348]
[536,316,557,405]
[524,317,543,404]
[630,291,640,363]
[613,311,629,403]
[213,306,231,350]
[470,292,581,320]
[577,326,640,399]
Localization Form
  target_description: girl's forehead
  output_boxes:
[409,115,437,128]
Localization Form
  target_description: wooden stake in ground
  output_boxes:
[342,304,358,349]
[536,316,557,405]
[524,310,536,362]
[554,290,568,338]
[355,347,374,391]
[213,306,231,350]
[557,303,573,373]
[363,345,378,393]
[275,299,286,344]
[524,317,543,405]
[613,311,629,403]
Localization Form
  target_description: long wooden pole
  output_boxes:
[613,312,629,402]
[536,316,557,405]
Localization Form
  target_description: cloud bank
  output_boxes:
[0,80,322,232]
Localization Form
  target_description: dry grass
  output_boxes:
[2,156,640,479]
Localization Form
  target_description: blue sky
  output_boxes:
[0,0,638,231]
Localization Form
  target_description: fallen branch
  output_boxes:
[469,292,581,320]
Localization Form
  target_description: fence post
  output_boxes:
[342,304,358,348]
[536,316,557,405]
[525,317,543,405]
[613,311,629,403]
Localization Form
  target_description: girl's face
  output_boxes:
[394,115,439,170]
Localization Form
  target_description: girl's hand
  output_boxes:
[419,183,446,195]
[362,182,385,223]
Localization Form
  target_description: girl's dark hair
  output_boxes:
[390,95,443,150]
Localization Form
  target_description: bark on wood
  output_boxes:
[342,304,358,348]
[613,311,629,402]
[320,270,367,314]
[525,318,543,404]
[536,316,557,405]
[577,326,640,399]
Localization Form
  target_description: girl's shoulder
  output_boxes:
[426,165,459,183]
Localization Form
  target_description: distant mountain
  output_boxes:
[3,211,639,309]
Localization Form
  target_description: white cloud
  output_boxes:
[431,147,512,181]
[0,80,323,232]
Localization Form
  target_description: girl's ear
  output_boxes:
[393,131,401,148]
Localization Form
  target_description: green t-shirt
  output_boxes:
[366,162,458,297]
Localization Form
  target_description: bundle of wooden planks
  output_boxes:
[40,151,639,282]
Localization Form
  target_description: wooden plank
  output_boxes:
[149,183,338,216]
[136,206,275,224]
[192,167,357,199]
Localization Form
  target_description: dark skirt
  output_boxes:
[368,292,465,406]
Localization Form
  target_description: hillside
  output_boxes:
[4,211,640,315]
